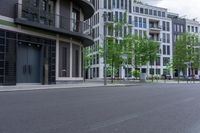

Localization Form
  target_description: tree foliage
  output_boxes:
[173,33,200,79]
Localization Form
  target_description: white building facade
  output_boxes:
[88,0,173,79]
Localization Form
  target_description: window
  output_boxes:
[108,12,113,21]
[156,57,160,66]
[156,69,160,74]
[181,25,183,32]
[136,7,139,13]
[59,44,70,77]
[145,9,148,14]
[121,0,124,9]
[162,21,166,31]
[72,9,80,32]
[139,17,142,28]
[75,50,80,77]
[129,0,132,13]
[115,11,118,22]
[113,0,116,8]
[162,12,166,17]
[108,0,111,9]
[167,22,170,31]
[143,18,147,28]
[174,24,177,32]
[128,16,132,24]
[149,9,152,15]
[195,27,198,33]
[119,12,123,22]
[167,34,170,43]
[150,68,154,75]
[117,0,120,8]
[177,25,180,32]
[153,10,157,16]
[188,25,190,32]
[167,46,170,55]
[104,0,107,8]
[125,0,128,9]
[140,8,144,14]
[192,26,194,32]
[163,57,170,66]
[163,33,166,43]
[158,11,161,16]
[134,16,138,27]
[163,45,166,55]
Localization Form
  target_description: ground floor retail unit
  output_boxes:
[0,29,83,85]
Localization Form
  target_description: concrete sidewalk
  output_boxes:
[0,82,138,92]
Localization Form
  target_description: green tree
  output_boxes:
[173,33,200,82]
[83,47,92,81]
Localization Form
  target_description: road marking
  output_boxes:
[88,114,139,131]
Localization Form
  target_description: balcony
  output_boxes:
[149,25,161,34]
[79,0,95,20]
[150,38,162,42]
[14,3,94,47]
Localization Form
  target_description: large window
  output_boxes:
[163,57,170,66]
[139,17,142,28]
[134,16,138,27]
[59,42,70,77]
[143,18,147,28]
[128,0,132,13]
[117,0,120,8]
[72,9,80,32]
[72,45,80,77]
[145,9,148,14]
[135,7,139,13]
[149,9,152,15]
[104,0,107,8]
[167,34,170,43]
[167,22,170,31]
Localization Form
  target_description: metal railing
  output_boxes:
[15,3,93,38]
[149,25,162,30]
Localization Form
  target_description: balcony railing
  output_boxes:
[149,25,162,30]
[15,3,93,39]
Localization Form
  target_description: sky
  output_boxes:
[142,0,200,21]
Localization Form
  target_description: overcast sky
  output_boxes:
[142,0,199,21]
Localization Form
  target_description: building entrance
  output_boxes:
[17,42,41,83]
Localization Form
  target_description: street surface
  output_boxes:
[1,83,200,133]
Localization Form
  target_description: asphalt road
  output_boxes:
[1,83,200,133]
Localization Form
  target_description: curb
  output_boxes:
[0,84,139,92]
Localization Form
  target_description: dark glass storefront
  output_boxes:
[0,29,56,85]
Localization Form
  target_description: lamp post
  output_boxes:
[102,12,108,85]
[121,54,128,80]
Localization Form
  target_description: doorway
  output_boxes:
[17,42,41,83]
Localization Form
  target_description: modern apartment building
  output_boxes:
[0,0,94,85]
[88,0,173,79]
[168,13,200,77]
[185,19,200,77]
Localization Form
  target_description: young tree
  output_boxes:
[83,47,92,81]
[173,33,200,82]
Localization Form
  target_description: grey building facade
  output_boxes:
[0,0,94,85]
[167,13,186,77]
